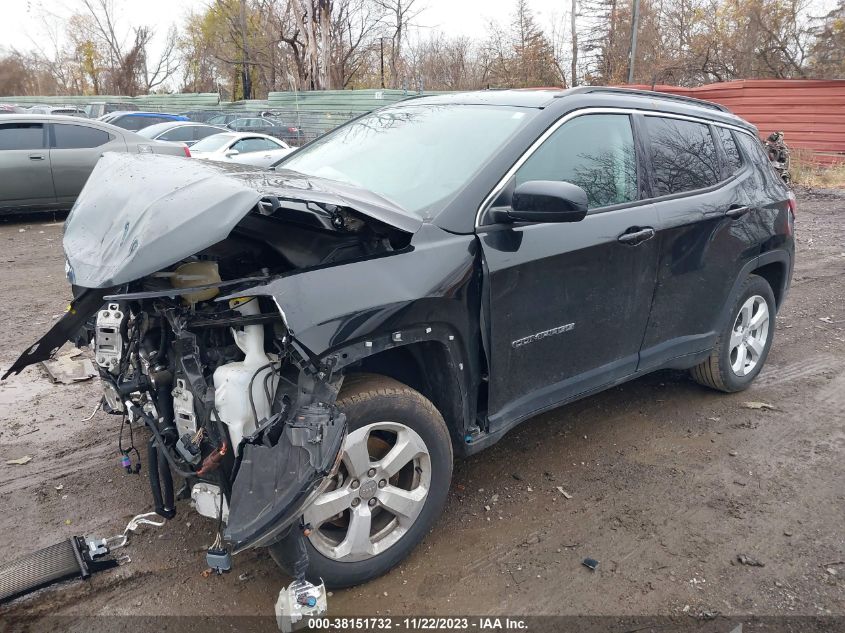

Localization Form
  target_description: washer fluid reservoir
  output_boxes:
[213,299,277,455]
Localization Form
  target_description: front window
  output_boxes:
[277,104,536,218]
[515,113,638,209]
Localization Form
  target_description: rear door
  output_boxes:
[637,114,757,370]
[49,122,126,205]
[0,120,55,210]
[479,112,659,430]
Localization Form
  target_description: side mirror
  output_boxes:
[506,180,588,223]
[225,149,239,157]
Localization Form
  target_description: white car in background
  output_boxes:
[189,132,294,168]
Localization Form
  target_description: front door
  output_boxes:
[478,112,659,432]
[0,121,55,210]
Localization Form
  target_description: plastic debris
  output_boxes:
[42,349,96,384]
[742,401,777,411]
[556,487,573,499]
[582,557,599,571]
[6,455,32,465]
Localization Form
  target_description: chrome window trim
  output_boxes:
[474,106,757,229]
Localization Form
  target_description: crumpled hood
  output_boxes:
[64,153,420,288]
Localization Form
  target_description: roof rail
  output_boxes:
[564,86,730,113]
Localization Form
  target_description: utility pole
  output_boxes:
[570,0,578,86]
[627,0,640,84]
[380,37,386,89]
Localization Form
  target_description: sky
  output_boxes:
[2,0,571,59]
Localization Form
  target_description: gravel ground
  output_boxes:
[0,191,842,631]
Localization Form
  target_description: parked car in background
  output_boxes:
[83,102,138,119]
[137,121,228,147]
[0,114,190,214]
[27,105,86,117]
[177,110,226,123]
[189,132,294,167]
[99,111,189,131]
[226,116,300,143]
[0,104,26,114]
[206,112,260,126]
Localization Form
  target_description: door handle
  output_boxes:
[618,227,655,245]
[29,154,45,161]
[725,204,750,218]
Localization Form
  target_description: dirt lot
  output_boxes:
[0,191,843,630]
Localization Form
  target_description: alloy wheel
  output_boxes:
[729,294,770,376]
[303,421,431,562]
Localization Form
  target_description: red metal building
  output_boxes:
[630,80,845,163]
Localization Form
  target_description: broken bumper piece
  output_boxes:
[225,405,346,552]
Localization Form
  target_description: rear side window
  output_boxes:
[0,123,45,150]
[194,126,224,140]
[645,117,720,196]
[160,126,194,142]
[715,126,743,176]
[515,113,638,209]
[52,124,112,149]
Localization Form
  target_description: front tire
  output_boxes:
[270,373,453,588]
[691,274,776,392]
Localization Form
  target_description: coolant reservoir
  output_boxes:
[172,261,221,304]
[213,299,278,455]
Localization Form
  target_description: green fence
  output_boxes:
[1,89,434,113]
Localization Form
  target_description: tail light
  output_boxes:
[183,145,192,158]
[288,127,298,133]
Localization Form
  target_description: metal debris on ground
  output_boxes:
[42,349,96,384]
[582,557,599,571]
[737,554,765,567]
[556,487,573,499]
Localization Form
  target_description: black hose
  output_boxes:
[157,443,176,518]
[134,406,195,479]
[147,439,175,519]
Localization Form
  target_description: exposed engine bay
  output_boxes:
[3,153,418,563]
[87,191,411,552]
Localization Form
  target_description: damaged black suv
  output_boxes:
[5,87,794,588]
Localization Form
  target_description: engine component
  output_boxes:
[205,547,232,574]
[94,303,125,374]
[191,482,229,522]
[213,299,278,455]
[171,261,222,305]
[171,378,198,437]
[176,433,201,464]
[276,579,328,632]
[102,379,124,413]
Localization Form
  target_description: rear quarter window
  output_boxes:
[645,116,721,196]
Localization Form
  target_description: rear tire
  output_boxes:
[269,373,453,588]
[691,274,776,392]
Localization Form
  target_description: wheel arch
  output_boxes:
[321,327,472,453]
[719,250,791,329]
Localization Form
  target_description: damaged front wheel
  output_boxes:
[270,374,453,588]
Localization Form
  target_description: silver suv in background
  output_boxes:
[0,115,190,214]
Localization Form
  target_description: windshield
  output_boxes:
[191,133,236,152]
[277,104,536,218]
